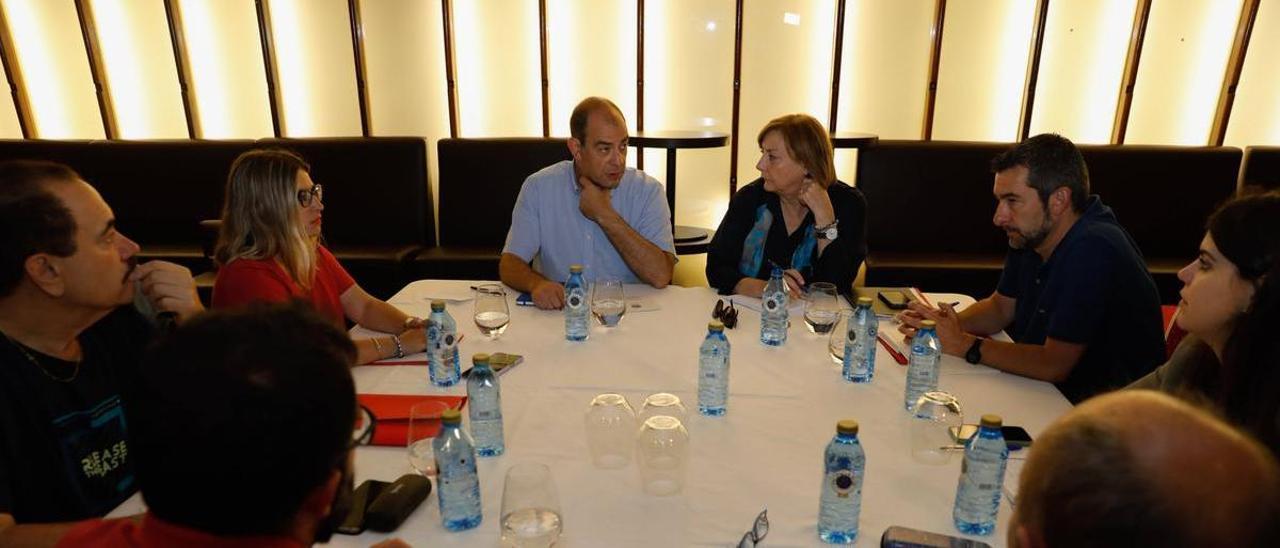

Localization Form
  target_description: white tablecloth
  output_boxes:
[333,280,1071,547]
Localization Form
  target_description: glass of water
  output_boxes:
[827,310,853,365]
[590,277,626,327]
[474,283,511,339]
[910,391,964,465]
[407,400,452,476]
[638,392,688,424]
[585,394,637,469]
[501,463,563,548]
[803,282,840,334]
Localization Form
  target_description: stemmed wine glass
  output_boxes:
[474,283,511,339]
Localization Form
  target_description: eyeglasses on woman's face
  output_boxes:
[297,183,324,207]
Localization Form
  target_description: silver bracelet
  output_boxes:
[391,334,405,359]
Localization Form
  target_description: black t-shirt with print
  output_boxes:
[0,307,151,522]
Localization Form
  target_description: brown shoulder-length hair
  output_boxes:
[214,149,317,289]
[756,114,836,187]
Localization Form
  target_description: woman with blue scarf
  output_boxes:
[707,114,867,297]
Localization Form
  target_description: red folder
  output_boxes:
[357,394,467,447]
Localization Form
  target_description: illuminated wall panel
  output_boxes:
[266,0,361,137]
[644,0,734,231]
[360,0,449,224]
[738,0,836,185]
[1,0,104,138]
[1225,0,1280,147]
[932,0,1036,142]
[834,0,933,181]
[546,0,637,143]
[0,81,21,137]
[175,0,272,138]
[1029,0,1136,144]
[1126,0,1243,145]
[89,0,187,139]
[453,0,541,137]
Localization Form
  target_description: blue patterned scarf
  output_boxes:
[738,204,816,277]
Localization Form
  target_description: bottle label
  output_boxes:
[567,291,585,310]
[829,470,856,498]
[764,294,783,313]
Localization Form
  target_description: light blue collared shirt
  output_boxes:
[502,160,675,284]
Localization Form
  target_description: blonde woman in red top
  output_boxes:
[212,149,426,364]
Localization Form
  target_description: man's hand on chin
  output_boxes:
[577,175,616,223]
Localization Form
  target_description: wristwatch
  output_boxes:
[965,337,984,365]
[815,219,839,240]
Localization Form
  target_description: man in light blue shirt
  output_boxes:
[500,97,676,309]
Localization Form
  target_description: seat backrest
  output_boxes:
[1078,144,1240,261]
[260,137,434,248]
[1241,146,1280,193]
[855,140,1010,256]
[436,137,572,248]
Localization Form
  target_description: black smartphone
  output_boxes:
[336,479,390,535]
[881,525,992,548]
[949,424,1034,450]
[879,290,910,310]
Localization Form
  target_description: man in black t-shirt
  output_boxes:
[898,134,1165,403]
[0,161,204,544]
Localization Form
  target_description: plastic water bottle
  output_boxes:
[466,353,504,457]
[697,320,731,416]
[904,320,940,411]
[842,297,878,383]
[818,419,865,544]
[434,408,482,531]
[428,300,461,387]
[953,414,1008,535]
[760,267,789,346]
[564,264,589,341]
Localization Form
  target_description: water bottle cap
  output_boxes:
[708,320,724,331]
[856,296,873,306]
[570,264,584,273]
[920,319,937,328]
[430,300,446,311]
[980,414,1002,428]
[836,419,859,435]
[442,408,462,424]
[770,266,783,277]
[472,353,490,365]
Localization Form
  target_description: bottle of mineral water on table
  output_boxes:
[564,264,589,341]
[760,267,789,346]
[953,414,1008,535]
[428,300,461,386]
[697,320,731,416]
[434,408,482,531]
[842,297,878,383]
[466,353,504,457]
[904,319,940,410]
[818,419,865,544]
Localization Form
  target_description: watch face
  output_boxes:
[824,228,838,239]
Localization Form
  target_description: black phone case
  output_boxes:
[365,474,433,532]
[336,479,390,535]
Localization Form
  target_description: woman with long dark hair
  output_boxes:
[1130,192,1280,454]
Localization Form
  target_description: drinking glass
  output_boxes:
[638,393,688,424]
[590,277,626,327]
[500,463,563,548]
[827,310,853,365]
[636,416,690,496]
[803,282,840,334]
[584,394,637,469]
[474,283,511,339]
[910,391,964,465]
[407,400,452,476]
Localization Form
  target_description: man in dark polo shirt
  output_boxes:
[899,134,1165,402]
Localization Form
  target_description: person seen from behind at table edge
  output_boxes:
[705,113,867,298]
[499,97,676,310]
[898,133,1165,403]
[210,149,427,364]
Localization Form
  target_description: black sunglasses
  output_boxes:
[737,508,769,547]
[713,299,739,329]
[297,183,324,207]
